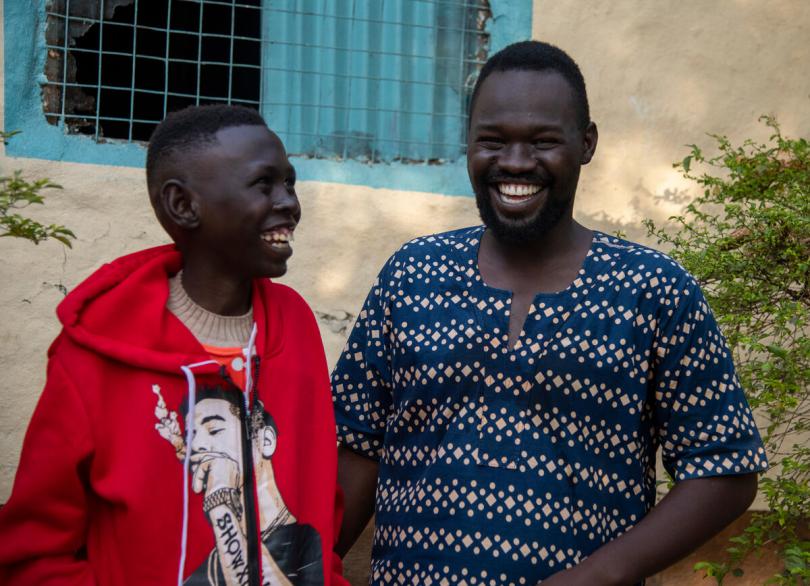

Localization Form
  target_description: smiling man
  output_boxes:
[332,42,767,585]
[0,105,347,585]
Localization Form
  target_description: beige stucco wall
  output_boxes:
[1,1,809,502]
[533,0,810,234]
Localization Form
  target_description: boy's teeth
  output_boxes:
[498,183,541,197]
[261,231,294,244]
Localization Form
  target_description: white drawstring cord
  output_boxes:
[177,360,219,586]
[242,323,259,411]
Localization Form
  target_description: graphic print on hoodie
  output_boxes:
[154,381,323,586]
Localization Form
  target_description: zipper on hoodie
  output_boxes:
[238,356,262,586]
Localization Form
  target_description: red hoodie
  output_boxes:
[0,245,347,586]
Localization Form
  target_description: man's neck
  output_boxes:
[478,218,593,295]
[478,217,594,350]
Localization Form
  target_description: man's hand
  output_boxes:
[538,564,617,586]
[536,474,758,586]
[336,446,379,557]
[191,451,241,496]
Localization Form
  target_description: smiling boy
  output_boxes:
[0,106,346,586]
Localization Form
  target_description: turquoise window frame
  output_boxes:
[4,1,532,196]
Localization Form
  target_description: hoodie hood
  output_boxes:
[55,244,283,374]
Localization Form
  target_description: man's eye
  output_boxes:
[284,177,296,189]
[534,139,559,149]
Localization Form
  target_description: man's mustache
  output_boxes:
[485,172,548,184]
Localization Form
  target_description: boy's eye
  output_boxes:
[476,137,504,149]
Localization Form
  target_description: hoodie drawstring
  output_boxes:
[177,359,219,586]
[242,323,259,412]
[175,323,257,586]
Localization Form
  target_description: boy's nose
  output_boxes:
[272,190,301,218]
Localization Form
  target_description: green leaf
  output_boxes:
[0,130,74,249]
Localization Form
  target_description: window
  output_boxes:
[6,0,532,194]
[263,0,490,164]
[44,0,262,142]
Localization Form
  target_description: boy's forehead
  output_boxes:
[214,124,281,151]
[180,124,284,171]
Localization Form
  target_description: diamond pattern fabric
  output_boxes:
[332,226,767,585]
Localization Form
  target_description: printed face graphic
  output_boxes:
[189,398,242,478]
[190,398,240,455]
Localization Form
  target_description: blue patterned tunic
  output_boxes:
[332,226,767,585]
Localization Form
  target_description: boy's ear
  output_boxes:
[160,179,200,230]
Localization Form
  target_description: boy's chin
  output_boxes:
[259,261,289,280]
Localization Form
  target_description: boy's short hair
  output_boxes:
[469,40,590,130]
[145,104,267,195]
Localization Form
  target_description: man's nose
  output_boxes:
[499,143,535,174]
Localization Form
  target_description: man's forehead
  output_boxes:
[470,69,579,124]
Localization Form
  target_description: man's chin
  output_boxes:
[476,191,570,245]
[489,218,547,245]
[477,200,544,244]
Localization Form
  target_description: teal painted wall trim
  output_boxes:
[4,0,147,167]
[4,0,531,196]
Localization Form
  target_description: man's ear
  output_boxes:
[160,179,200,230]
[581,121,598,165]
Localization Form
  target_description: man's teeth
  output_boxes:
[497,183,541,197]
[261,231,294,245]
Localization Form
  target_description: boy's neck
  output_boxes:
[179,258,253,316]
[167,272,253,347]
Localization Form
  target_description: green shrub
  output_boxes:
[645,117,809,585]
[1,130,75,247]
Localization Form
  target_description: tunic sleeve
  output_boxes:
[652,276,768,481]
[331,258,398,461]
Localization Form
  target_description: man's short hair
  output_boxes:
[469,40,590,130]
[145,104,267,195]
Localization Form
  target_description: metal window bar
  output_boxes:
[194,1,203,106]
[162,0,173,118]
[43,8,489,60]
[42,0,489,163]
[93,0,104,140]
[127,0,138,140]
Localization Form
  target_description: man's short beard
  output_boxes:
[475,189,569,245]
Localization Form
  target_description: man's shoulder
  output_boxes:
[389,225,483,264]
[591,231,696,285]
